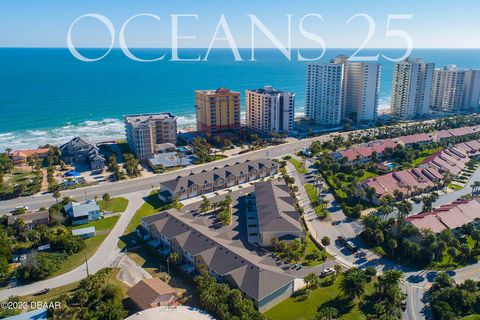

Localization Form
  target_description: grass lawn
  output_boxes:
[3,169,42,196]
[461,315,480,320]
[72,216,119,232]
[410,147,443,167]
[449,183,464,191]
[18,268,128,307]
[301,235,331,267]
[424,236,480,270]
[124,193,172,235]
[288,158,308,175]
[97,197,129,212]
[304,184,328,218]
[49,216,120,277]
[264,275,376,320]
[50,234,107,278]
[358,170,376,181]
[126,246,198,306]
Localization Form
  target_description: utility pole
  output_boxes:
[84,191,87,202]
[167,258,170,275]
[84,251,90,277]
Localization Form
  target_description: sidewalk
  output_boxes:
[286,162,354,269]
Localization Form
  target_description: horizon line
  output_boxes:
[1,46,480,50]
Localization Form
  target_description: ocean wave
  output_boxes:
[0,118,126,151]
[176,115,196,126]
[0,115,204,151]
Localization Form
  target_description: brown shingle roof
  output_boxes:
[128,278,177,310]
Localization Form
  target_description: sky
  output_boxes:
[1,0,479,48]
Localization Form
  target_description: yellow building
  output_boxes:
[195,88,240,136]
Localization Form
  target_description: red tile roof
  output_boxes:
[406,200,480,233]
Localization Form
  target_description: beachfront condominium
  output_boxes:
[331,55,381,123]
[430,66,480,112]
[246,86,295,133]
[305,62,344,127]
[430,65,466,112]
[125,113,177,161]
[195,88,240,136]
[391,58,435,119]
[463,69,480,110]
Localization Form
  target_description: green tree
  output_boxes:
[321,236,330,246]
[304,273,320,288]
[102,192,111,209]
[200,196,211,213]
[339,268,367,300]
[169,251,181,265]
[315,306,339,320]
[53,190,61,204]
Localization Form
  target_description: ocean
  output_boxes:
[1,48,480,150]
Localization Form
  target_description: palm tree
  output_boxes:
[176,151,184,167]
[447,247,457,263]
[102,193,110,209]
[388,239,398,258]
[376,270,404,296]
[471,181,480,196]
[339,268,367,300]
[333,264,342,279]
[53,190,61,205]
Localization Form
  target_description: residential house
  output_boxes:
[60,137,105,170]
[128,278,178,310]
[9,148,50,166]
[65,199,102,225]
[158,159,279,202]
[7,210,49,230]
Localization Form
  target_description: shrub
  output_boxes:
[17,252,67,281]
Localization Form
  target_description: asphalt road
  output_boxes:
[0,192,146,301]
[0,134,340,214]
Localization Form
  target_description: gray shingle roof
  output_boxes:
[7,210,49,225]
[143,209,294,302]
[161,159,279,193]
[65,199,100,218]
[254,180,303,233]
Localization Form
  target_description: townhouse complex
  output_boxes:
[141,209,297,312]
[246,180,305,247]
[406,199,480,233]
[335,125,480,164]
[362,137,480,204]
[158,159,279,202]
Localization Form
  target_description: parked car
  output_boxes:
[34,288,50,296]
[14,206,29,211]
[346,241,358,253]
[337,236,347,244]
[337,236,358,253]
[319,268,335,278]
